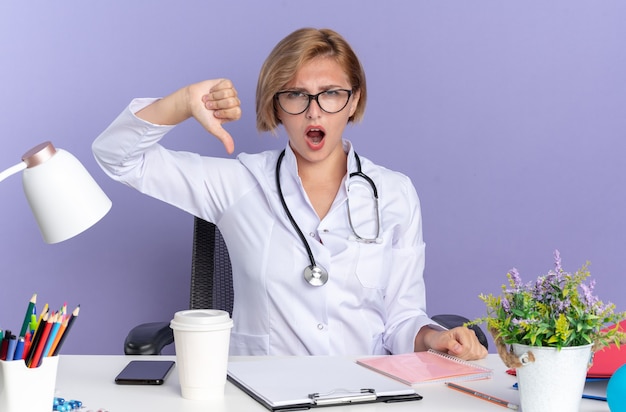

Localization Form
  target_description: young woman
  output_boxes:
[93,28,487,360]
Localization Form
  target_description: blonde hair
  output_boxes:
[256,28,367,133]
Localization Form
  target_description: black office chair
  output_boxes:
[124,217,488,355]
[124,217,233,355]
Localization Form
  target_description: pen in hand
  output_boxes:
[445,382,519,410]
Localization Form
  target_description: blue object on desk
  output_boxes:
[608,364,626,411]
[53,397,82,411]
[583,379,609,401]
[512,380,607,402]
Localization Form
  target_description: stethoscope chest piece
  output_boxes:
[304,265,329,287]
[276,149,377,288]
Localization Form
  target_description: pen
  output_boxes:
[29,313,38,335]
[6,335,17,361]
[0,330,9,360]
[446,382,519,410]
[13,337,25,361]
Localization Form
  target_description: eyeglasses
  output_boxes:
[275,89,353,115]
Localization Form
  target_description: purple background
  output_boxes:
[1,1,625,355]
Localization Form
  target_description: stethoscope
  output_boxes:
[275,149,381,286]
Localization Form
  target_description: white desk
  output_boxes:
[55,355,609,412]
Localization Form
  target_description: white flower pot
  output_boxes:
[512,343,592,412]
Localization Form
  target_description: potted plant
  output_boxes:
[471,250,625,412]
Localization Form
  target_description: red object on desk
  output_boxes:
[29,314,54,368]
[587,320,626,378]
[506,320,626,378]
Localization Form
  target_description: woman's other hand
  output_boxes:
[416,326,489,361]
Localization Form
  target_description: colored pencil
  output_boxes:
[36,304,49,330]
[43,313,63,358]
[24,312,49,367]
[52,305,79,356]
[28,304,49,348]
[19,293,37,337]
[47,319,67,357]
[29,313,55,368]
[22,331,32,360]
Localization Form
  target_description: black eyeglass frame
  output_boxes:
[274,89,353,115]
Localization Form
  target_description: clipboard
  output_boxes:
[227,356,422,411]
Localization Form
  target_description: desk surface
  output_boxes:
[55,354,609,412]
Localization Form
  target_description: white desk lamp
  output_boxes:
[0,141,112,243]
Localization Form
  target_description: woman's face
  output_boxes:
[277,56,360,167]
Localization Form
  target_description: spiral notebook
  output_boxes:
[357,349,493,386]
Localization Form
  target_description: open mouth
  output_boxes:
[306,128,325,146]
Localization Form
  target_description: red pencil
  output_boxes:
[24,312,49,367]
[22,331,32,360]
[29,313,54,368]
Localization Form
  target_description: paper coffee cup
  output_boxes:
[170,309,233,400]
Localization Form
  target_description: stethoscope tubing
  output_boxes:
[275,149,380,285]
[275,149,317,270]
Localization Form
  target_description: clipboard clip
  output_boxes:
[308,388,377,406]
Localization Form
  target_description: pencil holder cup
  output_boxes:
[0,356,58,412]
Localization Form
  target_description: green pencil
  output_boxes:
[19,293,37,338]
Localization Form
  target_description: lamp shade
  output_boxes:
[17,142,112,243]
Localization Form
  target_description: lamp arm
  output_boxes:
[0,162,27,183]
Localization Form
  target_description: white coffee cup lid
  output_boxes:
[170,309,233,332]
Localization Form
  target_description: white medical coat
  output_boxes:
[92,98,434,356]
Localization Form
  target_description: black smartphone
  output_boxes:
[114,360,175,385]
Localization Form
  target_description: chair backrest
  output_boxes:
[189,216,234,315]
